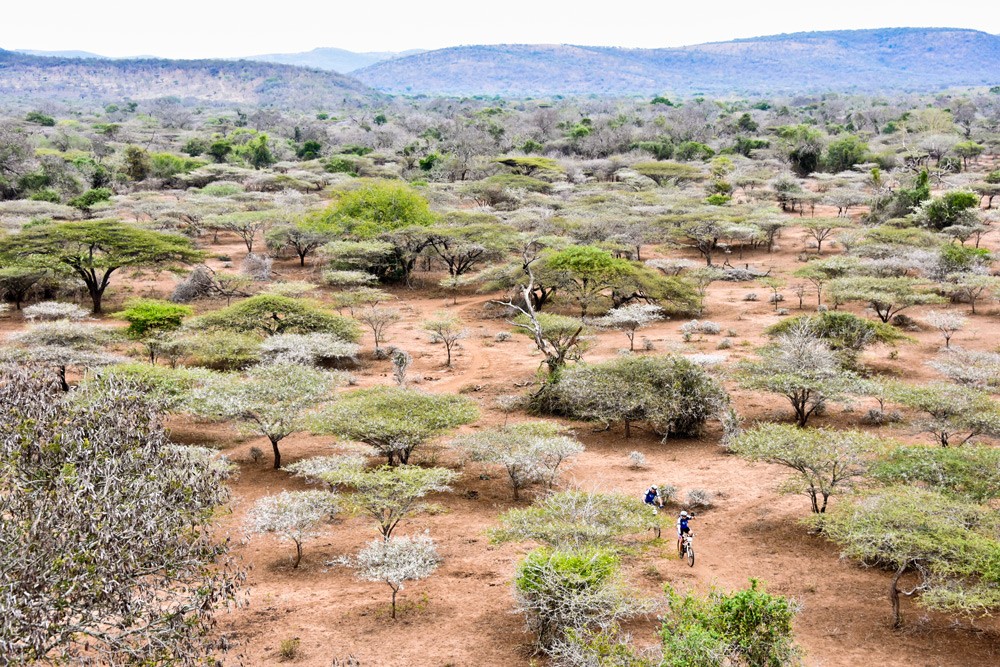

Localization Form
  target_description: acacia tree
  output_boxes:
[545,246,631,316]
[453,422,584,499]
[245,490,339,568]
[354,534,440,619]
[801,218,849,254]
[731,424,888,515]
[491,491,662,548]
[594,303,663,351]
[821,487,1000,628]
[6,321,122,390]
[946,274,999,314]
[828,277,945,323]
[291,462,458,540]
[923,310,966,349]
[191,294,360,340]
[738,322,862,426]
[423,311,467,367]
[0,367,241,664]
[883,381,1000,446]
[872,445,1000,503]
[186,362,341,468]
[928,347,1000,388]
[0,220,202,313]
[356,306,402,355]
[310,386,478,465]
[265,219,334,267]
[0,266,47,310]
[113,299,193,363]
[550,354,728,439]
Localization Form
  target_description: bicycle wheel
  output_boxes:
[687,545,695,567]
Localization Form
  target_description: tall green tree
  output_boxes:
[0,221,201,313]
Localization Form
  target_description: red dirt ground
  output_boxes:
[9,211,1000,666]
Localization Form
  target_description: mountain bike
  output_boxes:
[678,533,695,567]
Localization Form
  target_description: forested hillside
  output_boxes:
[355,28,1000,95]
[0,50,378,108]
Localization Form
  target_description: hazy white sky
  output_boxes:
[3,0,999,58]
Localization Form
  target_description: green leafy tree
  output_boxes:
[186,362,341,468]
[68,187,112,213]
[190,295,360,340]
[776,124,824,176]
[881,381,1000,446]
[914,191,980,231]
[871,445,1000,503]
[545,246,632,316]
[824,134,869,172]
[113,298,192,338]
[122,145,151,181]
[515,547,645,653]
[0,221,202,313]
[310,386,478,465]
[738,322,863,427]
[731,424,888,515]
[550,354,729,439]
[265,218,336,267]
[326,179,435,239]
[113,299,193,362]
[821,487,1000,628]
[828,277,945,323]
[241,134,276,170]
[0,266,47,310]
[291,461,458,540]
[766,312,906,367]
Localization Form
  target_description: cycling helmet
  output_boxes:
[680,511,690,518]
[651,485,658,490]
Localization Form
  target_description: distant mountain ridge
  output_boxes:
[353,28,1000,96]
[13,47,423,73]
[246,47,425,73]
[0,50,377,107]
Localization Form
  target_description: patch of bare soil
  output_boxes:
[10,221,1000,666]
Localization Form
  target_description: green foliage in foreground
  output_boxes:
[514,547,638,651]
[661,580,800,667]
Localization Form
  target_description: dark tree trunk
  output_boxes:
[271,438,282,469]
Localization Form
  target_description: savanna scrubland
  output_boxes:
[2,89,1000,666]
